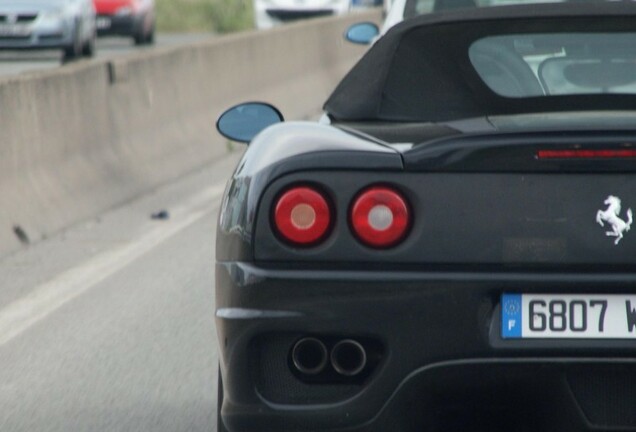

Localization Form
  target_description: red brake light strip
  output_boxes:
[537,149,636,159]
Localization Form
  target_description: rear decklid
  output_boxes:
[397,129,636,265]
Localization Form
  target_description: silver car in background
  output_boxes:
[0,0,96,61]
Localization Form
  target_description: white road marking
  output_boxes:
[0,182,227,346]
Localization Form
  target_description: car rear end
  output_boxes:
[254,0,350,29]
[93,0,153,42]
[216,127,636,432]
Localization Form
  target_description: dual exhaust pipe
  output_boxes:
[291,337,367,377]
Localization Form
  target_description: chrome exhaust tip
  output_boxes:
[331,339,367,377]
[291,337,328,375]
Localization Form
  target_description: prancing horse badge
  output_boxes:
[596,195,633,245]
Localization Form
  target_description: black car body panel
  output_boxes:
[216,4,636,432]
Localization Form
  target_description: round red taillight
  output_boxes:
[350,186,410,248]
[274,186,332,246]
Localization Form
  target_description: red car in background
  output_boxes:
[93,0,155,45]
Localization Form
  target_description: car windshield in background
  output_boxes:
[470,33,636,98]
[404,0,568,17]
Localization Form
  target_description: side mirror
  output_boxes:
[216,102,284,144]
[345,22,380,45]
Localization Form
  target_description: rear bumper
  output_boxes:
[96,14,141,36]
[0,30,74,50]
[216,262,636,432]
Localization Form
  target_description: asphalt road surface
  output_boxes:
[0,33,212,77]
[0,150,243,431]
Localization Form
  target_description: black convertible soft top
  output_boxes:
[324,3,636,122]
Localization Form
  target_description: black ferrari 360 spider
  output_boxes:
[215,3,636,431]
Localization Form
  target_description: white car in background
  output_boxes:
[254,0,351,30]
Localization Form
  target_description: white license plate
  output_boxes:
[0,24,30,37]
[501,294,636,339]
[96,17,111,29]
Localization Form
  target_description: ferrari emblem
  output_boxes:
[596,195,632,245]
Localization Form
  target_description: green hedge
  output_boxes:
[156,0,254,33]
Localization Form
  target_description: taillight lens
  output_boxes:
[274,186,332,246]
[350,186,410,248]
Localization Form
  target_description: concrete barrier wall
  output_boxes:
[0,11,380,257]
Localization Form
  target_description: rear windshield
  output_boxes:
[470,33,636,98]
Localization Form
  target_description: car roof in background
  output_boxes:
[403,0,602,19]
[325,2,636,123]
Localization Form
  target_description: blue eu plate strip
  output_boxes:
[501,294,522,338]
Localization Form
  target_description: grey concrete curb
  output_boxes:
[0,11,381,258]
